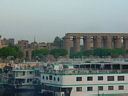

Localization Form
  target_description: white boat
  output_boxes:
[40,59,128,96]
[12,62,40,91]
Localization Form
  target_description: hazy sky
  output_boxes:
[0,0,128,42]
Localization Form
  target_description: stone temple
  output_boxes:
[63,33,128,52]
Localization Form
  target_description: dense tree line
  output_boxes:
[32,48,68,60]
[53,36,63,48]
[0,45,23,60]
[1,44,127,62]
[70,48,128,58]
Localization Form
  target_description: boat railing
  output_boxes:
[13,66,36,70]
[42,69,128,75]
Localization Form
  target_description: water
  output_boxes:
[1,90,42,96]
[0,85,42,96]
[15,91,41,96]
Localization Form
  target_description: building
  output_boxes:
[64,33,128,53]
[18,40,29,49]
[8,38,15,45]
[38,42,48,49]
[41,59,128,96]
[17,40,54,61]
[0,36,15,48]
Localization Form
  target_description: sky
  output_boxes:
[0,0,128,43]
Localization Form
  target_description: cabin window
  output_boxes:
[23,72,25,76]
[118,76,124,81]
[98,86,103,91]
[49,75,52,80]
[107,76,114,81]
[29,79,32,82]
[46,76,48,80]
[22,79,25,83]
[27,79,29,83]
[118,85,124,90]
[87,77,93,81]
[54,77,56,81]
[76,77,82,81]
[29,72,32,74]
[76,87,82,92]
[58,77,60,81]
[98,76,103,81]
[42,76,44,79]
[87,87,93,91]
[108,86,114,90]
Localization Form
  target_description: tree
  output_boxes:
[53,36,63,48]
[111,48,126,58]
[32,48,49,59]
[0,45,23,60]
[93,48,112,57]
[70,48,127,58]
[83,50,93,56]
[50,48,68,59]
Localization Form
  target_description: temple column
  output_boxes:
[95,36,102,48]
[123,37,128,49]
[102,36,107,48]
[83,36,91,50]
[107,36,112,48]
[73,36,80,52]
[28,50,32,61]
[63,36,71,56]
[115,36,122,48]
[63,36,71,51]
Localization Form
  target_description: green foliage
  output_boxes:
[70,48,126,58]
[110,48,126,58]
[32,48,49,58]
[50,48,68,58]
[0,45,23,59]
[53,36,63,48]
[93,48,112,57]
[83,50,93,56]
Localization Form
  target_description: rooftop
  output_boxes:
[41,58,128,75]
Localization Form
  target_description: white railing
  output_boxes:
[42,69,128,75]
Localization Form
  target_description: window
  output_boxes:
[87,87,93,91]
[87,77,93,81]
[23,72,25,76]
[46,76,48,80]
[98,86,103,91]
[58,77,60,81]
[76,77,82,81]
[29,79,32,82]
[98,76,103,81]
[118,76,124,81]
[118,86,124,90]
[29,72,32,74]
[76,87,82,92]
[107,76,114,81]
[54,77,56,81]
[22,79,25,83]
[42,76,44,79]
[108,86,114,90]
[49,75,52,80]
[27,79,29,83]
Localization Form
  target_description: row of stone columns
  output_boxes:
[64,36,128,52]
